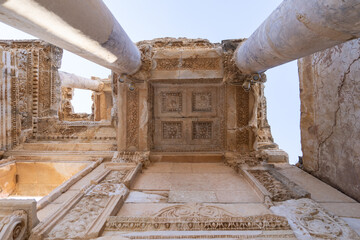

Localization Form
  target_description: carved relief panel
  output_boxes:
[152,83,224,152]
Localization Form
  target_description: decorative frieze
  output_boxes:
[156,58,179,71]
[106,203,290,232]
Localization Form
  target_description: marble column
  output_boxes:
[60,71,104,92]
[235,0,360,74]
[0,0,141,74]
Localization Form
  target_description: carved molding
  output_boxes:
[154,204,235,218]
[137,38,215,49]
[106,204,290,232]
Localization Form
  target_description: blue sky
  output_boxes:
[0,0,301,164]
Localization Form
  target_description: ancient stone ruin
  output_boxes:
[0,1,359,239]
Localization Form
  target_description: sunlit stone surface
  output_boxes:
[0,2,359,238]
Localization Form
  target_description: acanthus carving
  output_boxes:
[106,203,290,232]
[224,152,260,170]
[46,169,130,239]
[112,151,150,166]
[236,86,250,148]
[47,194,109,239]
[249,170,297,202]
[222,39,246,84]
[154,203,235,218]
[126,42,153,82]
[126,88,139,149]
[271,198,360,240]
[0,210,27,240]
[16,50,31,130]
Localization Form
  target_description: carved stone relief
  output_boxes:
[249,170,298,202]
[271,198,360,240]
[192,121,212,140]
[34,117,117,142]
[43,167,133,239]
[0,210,27,240]
[192,92,212,112]
[126,88,139,149]
[106,203,290,232]
[152,83,224,152]
[112,151,150,167]
[162,122,182,139]
[154,203,235,218]
[236,86,250,149]
[161,92,182,113]
[0,41,62,150]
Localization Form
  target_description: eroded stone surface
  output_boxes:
[271,198,360,240]
[299,39,360,202]
[0,37,358,240]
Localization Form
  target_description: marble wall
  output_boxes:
[299,38,360,202]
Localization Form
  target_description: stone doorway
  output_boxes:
[151,82,225,152]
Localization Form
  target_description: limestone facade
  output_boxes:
[116,38,276,156]
[0,38,359,240]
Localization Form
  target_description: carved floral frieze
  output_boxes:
[106,203,290,232]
